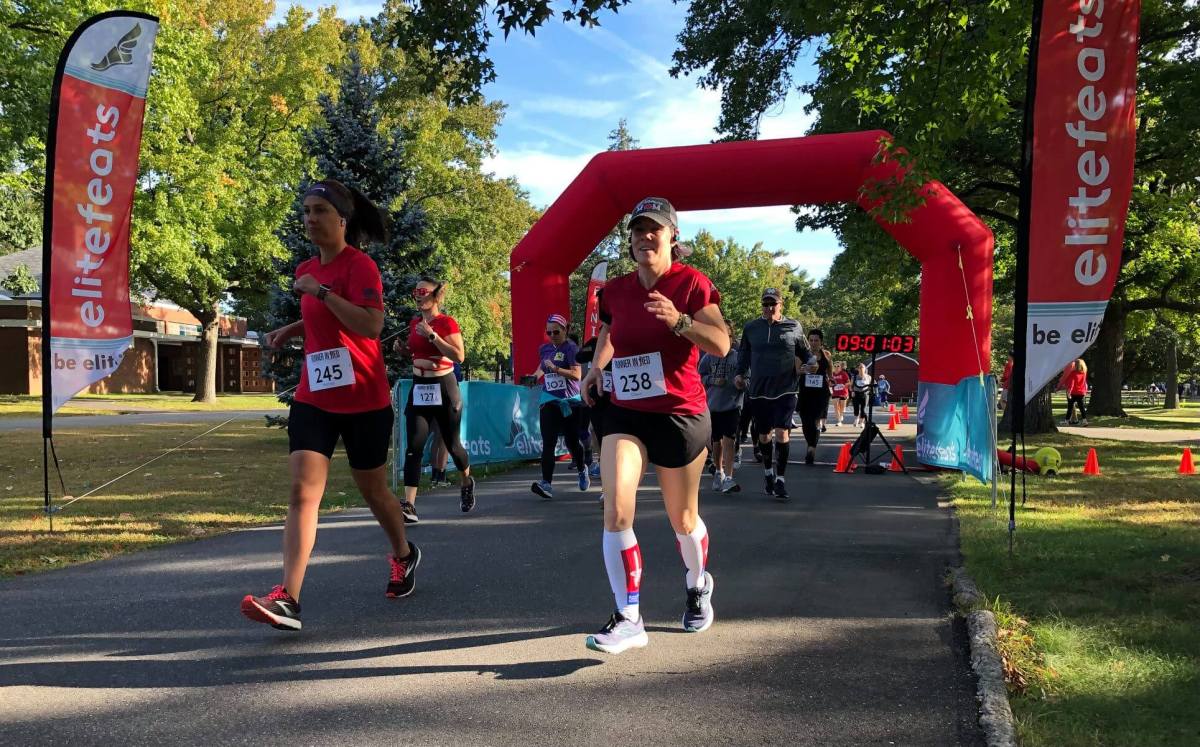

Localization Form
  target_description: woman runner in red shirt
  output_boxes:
[241,179,418,632]
[580,197,729,654]
[396,277,474,520]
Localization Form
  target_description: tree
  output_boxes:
[129,3,343,402]
[368,7,539,377]
[0,174,40,255]
[1,264,38,295]
[685,231,795,328]
[265,48,432,400]
[666,0,1200,426]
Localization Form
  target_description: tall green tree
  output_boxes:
[685,230,795,327]
[130,2,343,402]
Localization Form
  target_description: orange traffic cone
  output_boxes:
[833,442,853,473]
[889,403,897,413]
[1082,447,1101,475]
[901,403,910,420]
[888,447,905,472]
[887,413,897,431]
[1179,448,1196,475]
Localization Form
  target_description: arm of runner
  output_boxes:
[430,331,465,364]
[735,325,750,382]
[580,324,613,407]
[684,303,730,357]
[264,320,304,349]
[555,363,582,381]
[294,273,383,338]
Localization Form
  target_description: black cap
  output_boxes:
[628,197,677,231]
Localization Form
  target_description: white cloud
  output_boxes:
[517,94,624,120]
[483,149,594,207]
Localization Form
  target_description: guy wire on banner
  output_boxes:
[51,329,409,514]
[1008,0,1048,554]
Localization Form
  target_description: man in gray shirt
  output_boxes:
[734,287,812,501]
[699,319,743,494]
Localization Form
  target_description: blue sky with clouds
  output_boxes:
[276,1,841,278]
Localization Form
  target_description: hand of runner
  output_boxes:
[415,320,433,338]
[263,328,287,350]
[644,290,680,328]
[294,274,320,296]
[581,367,601,406]
[542,358,556,372]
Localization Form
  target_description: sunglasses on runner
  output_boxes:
[546,329,562,336]
[762,300,778,307]
[412,287,435,298]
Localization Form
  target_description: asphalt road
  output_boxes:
[0,425,983,746]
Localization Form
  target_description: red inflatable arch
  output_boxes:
[510,131,994,474]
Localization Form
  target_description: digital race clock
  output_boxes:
[833,334,917,354]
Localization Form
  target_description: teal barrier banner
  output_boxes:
[915,375,996,484]
[391,380,544,488]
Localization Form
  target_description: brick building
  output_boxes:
[0,248,272,396]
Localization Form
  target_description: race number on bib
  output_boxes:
[805,374,825,388]
[413,382,442,406]
[602,371,614,394]
[306,347,356,392]
[543,373,567,392]
[612,352,667,401]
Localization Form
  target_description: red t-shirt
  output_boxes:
[1061,370,1088,396]
[407,314,461,374]
[598,262,721,415]
[293,246,391,413]
[831,370,850,397]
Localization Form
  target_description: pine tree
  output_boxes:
[267,50,433,400]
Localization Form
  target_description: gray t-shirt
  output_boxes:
[699,349,743,412]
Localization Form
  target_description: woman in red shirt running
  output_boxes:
[830,361,850,426]
[580,197,729,654]
[396,278,475,520]
[242,179,418,632]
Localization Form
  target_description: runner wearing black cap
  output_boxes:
[580,197,729,654]
[241,179,418,631]
[734,288,812,501]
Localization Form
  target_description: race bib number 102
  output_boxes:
[612,352,667,401]
[306,347,356,392]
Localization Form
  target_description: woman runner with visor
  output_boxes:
[241,179,418,632]
[580,197,729,654]
[394,278,476,522]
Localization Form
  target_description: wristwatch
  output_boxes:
[316,284,332,301]
[672,313,692,336]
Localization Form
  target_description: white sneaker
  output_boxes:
[711,472,724,491]
[720,476,740,493]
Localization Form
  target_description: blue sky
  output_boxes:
[277,1,841,278]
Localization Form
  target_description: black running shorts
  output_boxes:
[288,401,394,470]
[710,408,740,441]
[749,394,798,432]
[602,404,710,468]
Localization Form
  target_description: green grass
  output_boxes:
[1050,395,1200,430]
[0,421,521,577]
[948,434,1200,746]
[0,392,287,418]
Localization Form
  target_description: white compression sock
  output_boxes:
[675,517,709,590]
[602,528,641,621]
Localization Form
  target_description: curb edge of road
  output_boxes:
[950,566,1019,747]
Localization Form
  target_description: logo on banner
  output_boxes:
[92,24,143,71]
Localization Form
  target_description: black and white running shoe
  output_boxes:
[386,542,421,598]
[399,499,419,525]
[241,585,301,631]
[460,476,477,513]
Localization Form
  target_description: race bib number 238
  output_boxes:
[612,352,667,401]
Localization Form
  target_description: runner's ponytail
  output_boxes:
[344,184,389,248]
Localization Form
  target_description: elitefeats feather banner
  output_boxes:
[1023,0,1140,402]
[42,12,158,431]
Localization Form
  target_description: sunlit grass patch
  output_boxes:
[949,433,1200,746]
